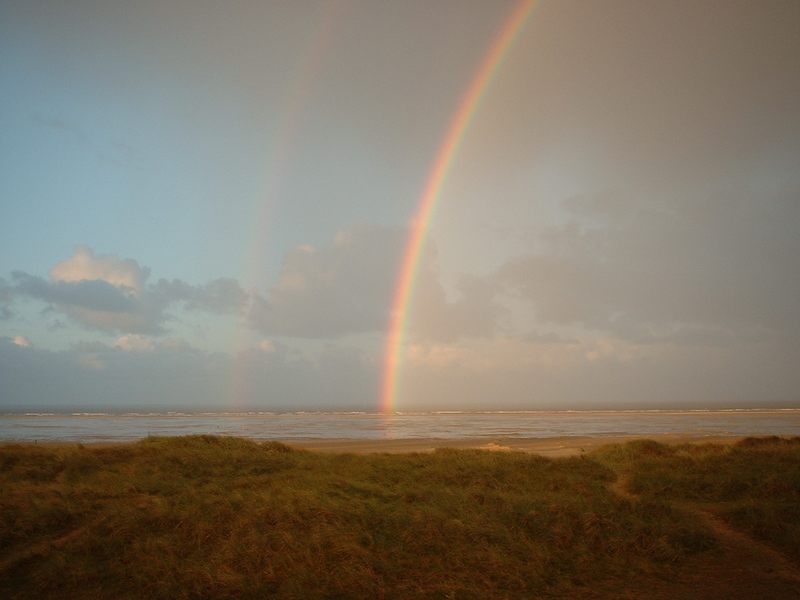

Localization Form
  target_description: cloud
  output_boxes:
[0,277,14,320]
[78,353,106,371]
[6,234,504,342]
[409,269,505,342]
[10,247,162,333]
[496,187,800,346]
[398,333,800,410]
[248,225,404,337]
[8,247,249,334]
[114,335,155,352]
[0,336,377,410]
[152,277,247,314]
[50,245,148,292]
[248,224,504,340]
[13,270,164,333]
[14,273,140,312]
[257,339,276,353]
[12,335,31,347]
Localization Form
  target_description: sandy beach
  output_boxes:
[4,433,749,456]
[287,433,745,456]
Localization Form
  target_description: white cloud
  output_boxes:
[50,246,147,294]
[9,248,250,334]
[12,335,31,347]
[257,339,276,352]
[114,334,155,352]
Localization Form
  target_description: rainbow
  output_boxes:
[380,0,537,412]
[230,2,345,408]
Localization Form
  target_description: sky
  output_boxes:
[1,0,799,411]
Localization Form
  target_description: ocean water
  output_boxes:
[1,409,799,443]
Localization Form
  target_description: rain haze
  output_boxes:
[2,0,799,411]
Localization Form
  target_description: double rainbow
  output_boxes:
[380,0,537,412]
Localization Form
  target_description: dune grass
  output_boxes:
[0,435,723,599]
[593,436,800,562]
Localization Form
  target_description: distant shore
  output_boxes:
[4,408,799,416]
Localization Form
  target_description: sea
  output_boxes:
[1,409,799,443]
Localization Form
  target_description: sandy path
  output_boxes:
[605,473,800,599]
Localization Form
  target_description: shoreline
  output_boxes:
[0,433,753,456]
[4,408,799,417]
[284,434,747,456]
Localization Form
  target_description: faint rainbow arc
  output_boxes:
[229,1,346,408]
[380,0,537,413]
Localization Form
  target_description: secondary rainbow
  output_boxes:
[380,0,537,412]
[229,2,345,408]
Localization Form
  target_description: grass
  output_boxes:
[593,436,800,562]
[1,435,797,598]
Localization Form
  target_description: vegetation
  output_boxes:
[0,435,797,598]
[593,436,800,563]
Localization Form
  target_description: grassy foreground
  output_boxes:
[0,436,797,599]
[594,436,800,563]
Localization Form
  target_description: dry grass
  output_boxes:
[0,435,722,599]
[593,436,800,562]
